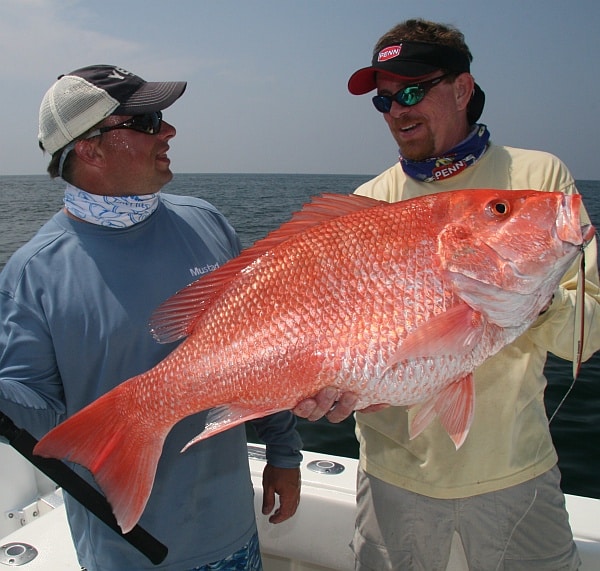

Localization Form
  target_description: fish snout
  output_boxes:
[582,223,596,245]
[557,194,593,246]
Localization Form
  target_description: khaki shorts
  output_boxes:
[351,465,580,571]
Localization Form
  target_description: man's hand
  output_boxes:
[261,464,301,524]
[292,387,389,423]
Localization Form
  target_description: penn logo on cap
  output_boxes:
[378,45,402,62]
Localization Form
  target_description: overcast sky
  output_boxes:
[1,0,599,180]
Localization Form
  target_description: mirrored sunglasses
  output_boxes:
[372,74,450,113]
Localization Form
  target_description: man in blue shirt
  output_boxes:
[0,64,302,571]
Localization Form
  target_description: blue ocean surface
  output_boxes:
[0,174,598,498]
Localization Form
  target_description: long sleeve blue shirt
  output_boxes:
[0,193,302,570]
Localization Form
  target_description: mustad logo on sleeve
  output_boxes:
[189,262,221,277]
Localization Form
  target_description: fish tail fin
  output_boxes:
[34,381,167,533]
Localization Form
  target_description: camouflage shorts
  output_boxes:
[188,531,262,571]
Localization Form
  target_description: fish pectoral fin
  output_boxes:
[386,304,484,369]
[409,374,475,449]
[181,404,283,452]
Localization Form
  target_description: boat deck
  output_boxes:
[2,444,599,570]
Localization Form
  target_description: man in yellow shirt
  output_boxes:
[296,18,600,570]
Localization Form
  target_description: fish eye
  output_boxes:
[486,199,511,218]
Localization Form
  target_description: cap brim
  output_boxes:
[348,63,440,95]
[347,67,378,95]
[117,81,187,114]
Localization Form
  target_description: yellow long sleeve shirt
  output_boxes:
[354,143,600,498]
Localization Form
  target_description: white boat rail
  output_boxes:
[1,442,599,570]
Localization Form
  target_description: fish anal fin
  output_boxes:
[34,380,168,533]
[408,398,437,441]
[409,374,475,449]
[387,304,484,369]
[436,373,475,449]
[181,404,283,452]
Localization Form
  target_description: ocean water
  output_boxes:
[0,174,599,499]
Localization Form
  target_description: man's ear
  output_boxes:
[73,137,104,168]
[454,73,476,112]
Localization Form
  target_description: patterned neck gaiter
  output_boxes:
[64,183,160,228]
[400,124,490,182]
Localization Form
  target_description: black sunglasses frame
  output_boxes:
[372,74,451,114]
[94,111,164,136]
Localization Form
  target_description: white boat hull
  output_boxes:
[1,443,599,570]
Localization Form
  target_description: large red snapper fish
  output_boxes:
[34,189,593,533]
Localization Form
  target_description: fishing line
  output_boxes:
[548,242,588,424]
[493,235,592,569]
[494,489,538,571]
[547,377,578,426]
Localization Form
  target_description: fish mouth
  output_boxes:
[557,194,595,246]
[581,224,596,245]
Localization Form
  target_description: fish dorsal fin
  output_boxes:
[286,193,383,224]
[149,193,384,343]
